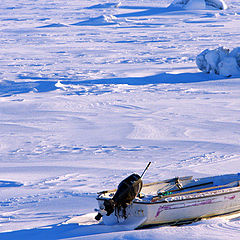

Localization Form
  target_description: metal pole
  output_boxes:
[140,162,151,178]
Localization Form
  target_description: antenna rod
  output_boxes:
[140,162,151,178]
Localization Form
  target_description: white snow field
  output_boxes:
[0,0,240,239]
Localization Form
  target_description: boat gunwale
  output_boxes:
[134,186,240,204]
[97,185,240,204]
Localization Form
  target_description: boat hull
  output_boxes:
[97,186,240,228]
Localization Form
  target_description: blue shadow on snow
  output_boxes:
[0,222,119,240]
[0,180,23,188]
[0,72,237,97]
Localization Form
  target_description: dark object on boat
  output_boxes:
[114,173,142,212]
[95,162,151,221]
[113,174,142,206]
[95,174,143,220]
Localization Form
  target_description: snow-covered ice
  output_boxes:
[196,47,240,76]
[170,0,228,10]
[0,0,240,239]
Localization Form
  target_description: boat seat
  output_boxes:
[157,181,214,197]
[178,181,214,192]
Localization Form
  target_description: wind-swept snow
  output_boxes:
[0,0,240,239]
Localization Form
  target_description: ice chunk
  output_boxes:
[185,0,206,9]
[170,0,227,10]
[196,47,240,77]
[205,0,228,10]
[196,49,211,73]
[230,47,240,67]
[205,50,221,74]
[218,57,240,77]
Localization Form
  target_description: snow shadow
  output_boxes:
[77,71,228,85]
[72,5,188,26]
[0,80,57,97]
[0,180,23,188]
[116,6,182,18]
[86,3,215,18]
[86,3,120,9]
[37,23,68,28]
[0,72,237,97]
[0,222,121,240]
[85,3,182,17]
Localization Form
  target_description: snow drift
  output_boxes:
[73,15,118,26]
[170,0,228,10]
[196,47,240,77]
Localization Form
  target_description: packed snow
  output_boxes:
[0,0,240,239]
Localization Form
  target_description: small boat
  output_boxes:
[95,165,240,229]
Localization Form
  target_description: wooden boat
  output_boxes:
[96,173,240,229]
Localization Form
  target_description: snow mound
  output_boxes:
[86,2,122,9]
[170,0,228,10]
[38,23,67,28]
[196,47,240,77]
[72,15,118,26]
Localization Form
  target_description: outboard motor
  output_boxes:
[113,173,142,206]
[95,162,151,221]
